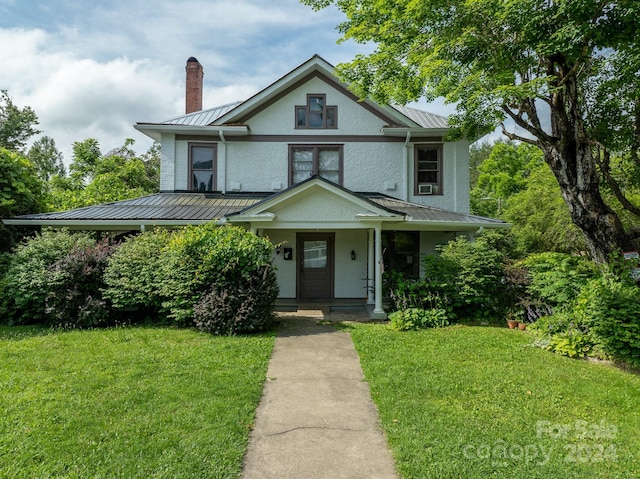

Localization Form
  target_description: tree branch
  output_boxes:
[592,141,640,218]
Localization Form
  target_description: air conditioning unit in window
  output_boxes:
[418,184,433,195]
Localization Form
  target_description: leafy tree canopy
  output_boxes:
[0,90,40,153]
[304,0,640,263]
[28,136,66,183]
[47,138,160,211]
[0,148,45,251]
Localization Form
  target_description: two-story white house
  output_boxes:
[7,55,507,318]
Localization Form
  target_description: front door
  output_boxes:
[297,233,334,299]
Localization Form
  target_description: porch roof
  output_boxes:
[4,182,508,231]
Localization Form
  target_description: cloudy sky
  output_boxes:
[0,0,456,164]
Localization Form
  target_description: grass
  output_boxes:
[347,323,640,479]
[0,325,274,479]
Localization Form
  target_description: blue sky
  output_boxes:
[0,0,458,163]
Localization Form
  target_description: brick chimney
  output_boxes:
[185,57,203,114]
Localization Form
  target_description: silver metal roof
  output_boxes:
[160,102,242,126]
[8,190,506,229]
[366,195,506,225]
[156,102,447,130]
[10,193,265,223]
[390,105,449,129]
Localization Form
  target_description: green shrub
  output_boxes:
[103,229,172,316]
[520,252,598,308]
[529,312,601,359]
[388,308,449,331]
[193,264,279,335]
[577,277,640,367]
[2,229,95,325]
[437,235,507,319]
[160,224,278,331]
[45,239,115,328]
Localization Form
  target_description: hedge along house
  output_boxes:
[6,55,508,319]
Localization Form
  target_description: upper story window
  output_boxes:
[295,94,337,129]
[415,145,443,195]
[189,143,216,192]
[290,145,343,185]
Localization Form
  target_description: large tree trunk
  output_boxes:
[536,64,632,264]
[544,144,629,263]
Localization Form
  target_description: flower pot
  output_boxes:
[507,319,518,329]
[518,322,527,330]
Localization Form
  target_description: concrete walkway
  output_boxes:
[241,311,398,479]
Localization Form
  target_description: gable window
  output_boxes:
[290,145,343,185]
[189,143,216,192]
[295,94,337,129]
[415,145,443,195]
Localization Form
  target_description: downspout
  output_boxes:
[404,131,412,201]
[218,130,227,193]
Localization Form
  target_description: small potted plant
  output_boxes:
[506,311,519,329]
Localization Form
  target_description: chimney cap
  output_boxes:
[187,56,200,63]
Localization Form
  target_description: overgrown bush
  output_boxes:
[193,264,279,335]
[529,312,601,359]
[577,276,640,367]
[1,229,96,325]
[103,229,173,316]
[160,224,278,332]
[520,252,598,309]
[438,236,508,318]
[45,239,115,328]
[388,308,449,331]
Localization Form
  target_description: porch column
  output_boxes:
[372,224,387,320]
[367,229,374,304]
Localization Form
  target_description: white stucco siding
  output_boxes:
[246,77,388,135]
[418,231,458,276]
[264,229,369,299]
[407,140,470,212]
[174,141,189,190]
[160,133,176,192]
[343,142,406,196]
[334,230,368,298]
[264,229,296,298]
[225,142,289,192]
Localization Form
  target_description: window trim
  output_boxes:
[414,144,443,196]
[188,142,217,192]
[382,231,420,278]
[288,144,344,186]
[295,94,338,129]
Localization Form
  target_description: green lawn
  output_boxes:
[347,323,640,479]
[0,326,274,479]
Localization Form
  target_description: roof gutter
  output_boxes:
[133,124,249,142]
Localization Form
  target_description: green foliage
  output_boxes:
[577,277,640,367]
[471,142,543,218]
[0,148,45,252]
[45,240,115,328]
[160,224,278,330]
[193,265,279,335]
[103,229,172,314]
[0,90,40,153]
[388,308,449,331]
[47,139,159,211]
[529,313,600,359]
[27,136,66,182]
[438,235,507,318]
[502,163,586,255]
[1,229,95,325]
[520,252,598,308]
